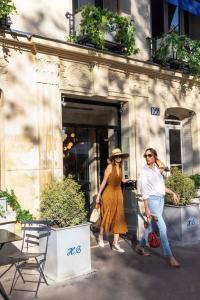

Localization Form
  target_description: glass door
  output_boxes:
[63,127,91,212]
[96,127,120,183]
[63,125,120,212]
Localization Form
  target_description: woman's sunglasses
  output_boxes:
[144,154,153,158]
[114,155,122,159]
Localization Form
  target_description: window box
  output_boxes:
[67,4,139,56]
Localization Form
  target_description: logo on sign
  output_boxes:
[67,245,82,256]
[151,107,160,116]
[186,217,198,227]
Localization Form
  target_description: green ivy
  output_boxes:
[0,189,33,222]
[153,30,200,77]
[0,0,16,20]
[0,189,20,211]
[70,4,139,56]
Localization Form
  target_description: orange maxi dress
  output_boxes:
[101,165,128,234]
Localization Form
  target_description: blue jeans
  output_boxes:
[140,195,172,256]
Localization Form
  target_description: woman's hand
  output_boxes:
[96,194,101,204]
[172,192,179,205]
[145,207,151,219]
[122,179,129,184]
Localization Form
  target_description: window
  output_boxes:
[168,3,180,33]
[73,0,119,13]
[151,0,190,38]
[151,0,164,38]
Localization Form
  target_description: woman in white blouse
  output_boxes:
[135,148,180,268]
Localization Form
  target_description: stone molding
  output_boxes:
[0,33,200,87]
[60,60,92,94]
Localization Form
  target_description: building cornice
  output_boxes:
[0,31,200,86]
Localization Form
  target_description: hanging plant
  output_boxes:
[153,30,200,77]
[0,0,16,20]
[68,4,139,56]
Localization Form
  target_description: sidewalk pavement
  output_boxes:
[1,237,200,300]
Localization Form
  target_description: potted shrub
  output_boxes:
[68,4,139,56]
[163,168,199,246]
[40,176,91,282]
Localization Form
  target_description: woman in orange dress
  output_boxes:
[96,148,129,253]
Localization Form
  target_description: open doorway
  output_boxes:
[62,98,121,211]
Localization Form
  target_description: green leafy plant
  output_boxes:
[153,30,200,77]
[40,177,87,228]
[190,174,200,189]
[16,208,33,223]
[70,4,139,55]
[0,204,5,218]
[0,0,16,20]
[0,189,33,222]
[165,168,196,206]
[0,189,20,211]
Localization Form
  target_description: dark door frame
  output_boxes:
[62,97,122,198]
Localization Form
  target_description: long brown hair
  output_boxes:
[108,157,122,168]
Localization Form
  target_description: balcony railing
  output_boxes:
[0,16,12,30]
[147,36,192,74]
[65,5,139,56]
[66,12,125,53]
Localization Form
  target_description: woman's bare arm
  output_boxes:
[96,164,112,203]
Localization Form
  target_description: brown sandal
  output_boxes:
[135,245,150,256]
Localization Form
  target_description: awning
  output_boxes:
[164,0,200,16]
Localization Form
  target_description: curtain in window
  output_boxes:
[164,0,200,16]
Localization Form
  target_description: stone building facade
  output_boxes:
[0,0,200,215]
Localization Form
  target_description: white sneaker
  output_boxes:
[112,243,125,253]
[98,237,105,248]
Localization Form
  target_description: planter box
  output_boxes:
[40,223,91,282]
[78,35,123,52]
[163,204,200,246]
[0,211,16,233]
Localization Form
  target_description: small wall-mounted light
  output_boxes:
[61,99,67,107]
[120,103,125,113]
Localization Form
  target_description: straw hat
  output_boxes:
[109,148,129,160]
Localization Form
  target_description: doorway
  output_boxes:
[62,98,121,210]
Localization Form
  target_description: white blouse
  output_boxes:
[140,164,165,199]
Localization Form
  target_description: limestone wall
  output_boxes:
[0,33,200,214]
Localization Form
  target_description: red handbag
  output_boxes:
[148,231,160,248]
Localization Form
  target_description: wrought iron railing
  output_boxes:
[0,16,12,30]
[65,11,126,54]
[147,37,178,63]
[146,36,192,73]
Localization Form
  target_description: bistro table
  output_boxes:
[0,229,22,300]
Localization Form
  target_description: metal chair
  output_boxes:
[9,220,51,298]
